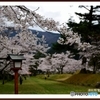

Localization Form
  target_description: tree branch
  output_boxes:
[16,6,49,32]
[79,5,90,11]
[10,6,20,21]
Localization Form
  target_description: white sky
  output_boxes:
[26,3,83,24]
[24,2,99,24]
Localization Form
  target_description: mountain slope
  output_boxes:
[31,30,60,47]
[9,29,60,47]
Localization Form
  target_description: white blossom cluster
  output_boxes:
[0,31,49,55]
[39,52,82,73]
[57,30,91,51]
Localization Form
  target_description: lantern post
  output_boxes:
[6,54,25,94]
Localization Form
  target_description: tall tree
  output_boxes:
[67,5,100,73]
[67,5,100,43]
[0,5,61,75]
[50,28,91,60]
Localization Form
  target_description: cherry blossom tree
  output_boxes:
[51,53,68,74]
[39,51,82,74]
[0,29,49,75]
[57,29,91,52]
[0,6,60,32]
[0,5,57,75]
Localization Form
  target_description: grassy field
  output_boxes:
[36,73,72,81]
[0,74,92,94]
[38,72,100,88]
[64,73,100,87]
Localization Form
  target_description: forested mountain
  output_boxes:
[31,30,60,47]
[5,27,60,47]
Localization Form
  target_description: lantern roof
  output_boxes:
[6,54,26,61]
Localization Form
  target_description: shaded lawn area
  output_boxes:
[64,74,100,88]
[0,76,93,94]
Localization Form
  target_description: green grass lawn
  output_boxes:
[36,73,72,81]
[0,75,93,94]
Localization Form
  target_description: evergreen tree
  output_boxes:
[67,5,100,43]
[67,5,100,73]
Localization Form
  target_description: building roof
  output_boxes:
[7,54,26,61]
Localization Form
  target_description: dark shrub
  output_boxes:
[95,82,100,88]
[80,68,87,73]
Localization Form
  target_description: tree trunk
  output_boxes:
[93,61,96,74]
[57,68,60,74]
[89,6,93,30]
[61,67,63,74]
[2,75,5,84]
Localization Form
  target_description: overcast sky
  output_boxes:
[25,2,99,24]
[26,2,87,24]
